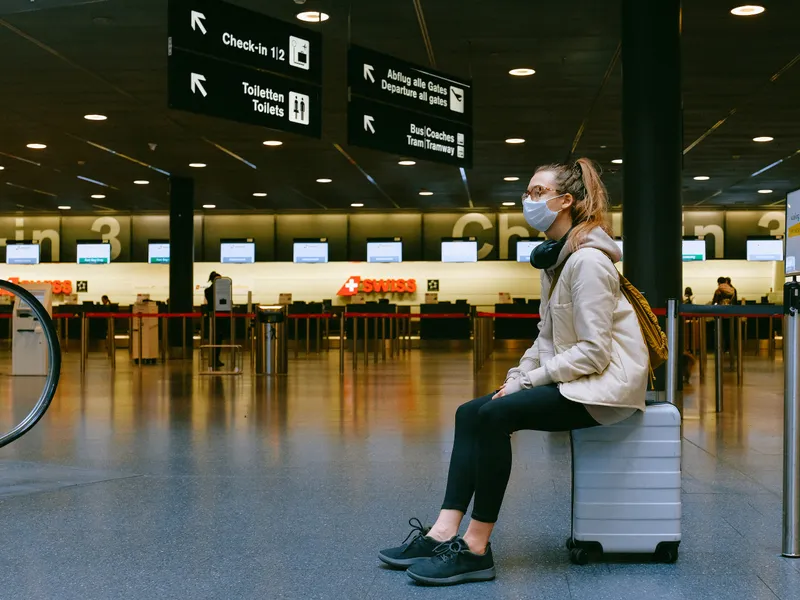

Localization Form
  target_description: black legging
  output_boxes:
[441,384,599,523]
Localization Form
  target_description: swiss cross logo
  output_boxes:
[338,276,361,296]
[336,276,417,296]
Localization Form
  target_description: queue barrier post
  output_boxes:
[737,316,744,385]
[715,316,724,413]
[373,316,378,365]
[80,313,87,373]
[782,279,800,558]
[352,315,358,372]
[137,315,143,370]
[339,313,345,374]
[363,317,368,367]
[666,299,679,407]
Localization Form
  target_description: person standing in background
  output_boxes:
[725,277,738,304]
[683,287,694,304]
[205,271,227,368]
[712,277,735,305]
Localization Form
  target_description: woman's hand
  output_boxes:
[492,385,507,400]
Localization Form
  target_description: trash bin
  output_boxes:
[256,305,286,375]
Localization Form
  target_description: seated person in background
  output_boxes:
[101,295,111,306]
[683,287,694,304]
[712,277,735,305]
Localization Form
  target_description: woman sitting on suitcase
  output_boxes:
[378,158,649,586]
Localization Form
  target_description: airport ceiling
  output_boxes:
[0,0,798,214]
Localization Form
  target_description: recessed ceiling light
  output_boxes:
[419,190,434,196]
[296,11,329,22]
[502,202,516,206]
[133,180,149,185]
[758,189,773,194]
[351,203,364,207]
[316,178,332,183]
[398,160,416,166]
[731,5,765,16]
[26,143,46,150]
[504,176,520,182]
[753,136,774,143]
[252,192,267,197]
[600,145,607,149]
[263,140,283,147]
[91,194,106,199]
[612,158,623,164]
[693,176,710,181]
[505,138,525,144]
[189,162,206,168]
[509,68,536,77]
[202,204,216,209]
[84,114,107,121]
[57,205,71,210]
[0,166,4,170]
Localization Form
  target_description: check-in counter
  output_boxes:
[420,302,470,341]
[494,300,540,341]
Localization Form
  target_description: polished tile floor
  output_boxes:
[0,348,798,599]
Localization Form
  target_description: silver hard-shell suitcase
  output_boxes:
[567,402,682,564]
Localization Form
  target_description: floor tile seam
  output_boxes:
[755,573,785,599]
[0,474,143,503]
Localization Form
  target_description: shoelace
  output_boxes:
[432,538,468,563]
[401,517,428,548]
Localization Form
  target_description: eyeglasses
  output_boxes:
[521,185,560,202]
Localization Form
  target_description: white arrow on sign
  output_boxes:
[363,63,375,83]
[191,73,207,97]
[363,115,375,134]
[191,10,207,35]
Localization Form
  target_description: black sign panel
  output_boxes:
[348,97,472,168]
[169,48,322,137]
[348,45,471,125]
[168,0,321,84]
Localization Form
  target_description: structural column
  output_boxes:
[168,176,195,354]
[621,0,683,398]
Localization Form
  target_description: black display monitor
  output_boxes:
[441,237,478,263]
[5,240,40,265]
[76,240,111,264]
[220,238,255,264]
[293,238,328,263]
[148,240,170,264]
[367,237,402,263]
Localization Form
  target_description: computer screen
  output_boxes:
[516,239,543,263]
[293,240,328,263]
[747,239,783,262]
[367,239,402,263]
[682,239,706,262]
[441,240,478,263]
[220,240,255,264]
[76,241,111,264]
[5,241,40,265]
[148,241,170,264]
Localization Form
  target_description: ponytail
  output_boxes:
[534,157,611,250]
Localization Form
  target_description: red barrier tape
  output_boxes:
[476,312,540,319]
[681,312,783,319]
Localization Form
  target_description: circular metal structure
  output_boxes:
[0,279,61,449]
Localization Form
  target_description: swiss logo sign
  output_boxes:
[337,276,417,297]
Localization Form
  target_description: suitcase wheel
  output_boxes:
[565,537,576,551]
[654,542,679,564]
[569,547,589,565]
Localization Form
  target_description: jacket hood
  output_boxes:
[553,226,621,268]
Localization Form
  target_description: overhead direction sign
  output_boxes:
[348,45,471,125]
[169,48,321,137]
[348,96,472,168]
[347,44,473,167]
[168,0,321,84]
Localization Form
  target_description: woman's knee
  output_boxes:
[476,402,510,434]
[455,396,489,428]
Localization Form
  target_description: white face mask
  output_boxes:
[522,193,567,233]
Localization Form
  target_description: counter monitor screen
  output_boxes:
[367,238,402,263]
[747,239,783,262]
[148,241,170,264]
[293,240,328,264]
[441,239,478,263]
[220,240,255,264]
[5,241,40,265]
[682,239,706,262]
[76,241,111,265]
[516,239,543,263]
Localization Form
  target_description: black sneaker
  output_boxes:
[378,518,442,569]
[406,536,496,586]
